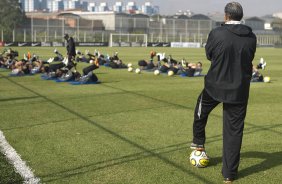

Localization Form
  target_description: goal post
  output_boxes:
[109,33,147,47]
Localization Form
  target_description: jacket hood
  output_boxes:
[224,24,252,36]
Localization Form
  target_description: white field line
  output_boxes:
[0,130,40,184]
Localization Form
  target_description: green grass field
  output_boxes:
[0,47,282,184]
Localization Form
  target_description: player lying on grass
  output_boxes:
[156,54,203,77]
[159,55,179,74]
[53,49,64,62]
[75,49,107,65]
[42,54,78,79]
[178,61,203,77]
[0,48,54,76]
[106,52,127,69]
[76,60,100,83]
[0,48,19,69]
[251,57,267,82]
[56,58,100,83]
[138,51,158,70]
[75,50,89,63]
[84,50,126,68]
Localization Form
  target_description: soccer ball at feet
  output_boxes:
[189,150,209,168]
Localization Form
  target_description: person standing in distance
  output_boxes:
[190,2,256,183]
[64,33,76,68]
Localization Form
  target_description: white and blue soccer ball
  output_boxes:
[189,150,209,168]
[127,63,133,68]
[154,70,160,75]
[168,70,174,76]
[135,68,141,74]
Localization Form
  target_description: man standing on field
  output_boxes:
[190,2,256,183]
[64,33,76,69]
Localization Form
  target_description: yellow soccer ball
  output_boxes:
[127,63,133,68]
[168,70,174,76]
[154,70,160,75]
[189,150,209,168]
[135,68,141,74]
[263,76,271,83]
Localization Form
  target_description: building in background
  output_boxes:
[80,1,88,11]
[47,0,64,12]
[98,2,109,12]
[19,0,159,15]
[19,0,36,12]
[63,0,80,10]
[87,3,97,12]
[19,0,49,12]
[245,17,265,30]
[126,2,138,14]
[113,2,123,13]
[141,2,159,15]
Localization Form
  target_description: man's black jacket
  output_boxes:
[205,24,257,104]
[67,37,76,57]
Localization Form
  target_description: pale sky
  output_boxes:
[89,0,282,16]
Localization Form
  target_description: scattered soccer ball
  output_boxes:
[168,70,174,76]
[263,76,271,83]
[189,150,209,168]
[135,68,141,74]
[154,70,160,75]
[128,67,133,72]
[127,63,132,68]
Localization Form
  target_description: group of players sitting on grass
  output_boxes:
[0,48,268,83]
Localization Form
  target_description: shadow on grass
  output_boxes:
[208,156,222,167]
[99,80,121,84]
[2,105,171,131]
[40,142,190,183]
[0,96,40,102]
[239,151,282,178]
[202,151,282,180]
[95,72,108,75]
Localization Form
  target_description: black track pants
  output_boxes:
[192,89,247,179]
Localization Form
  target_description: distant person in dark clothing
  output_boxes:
[64,34,76,69]
[189,2,257,183]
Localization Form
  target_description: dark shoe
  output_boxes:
[190,143,205,150]
[223,178,234,183]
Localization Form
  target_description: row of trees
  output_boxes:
[0,0,26,41]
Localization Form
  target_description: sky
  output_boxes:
[88,0,282,17]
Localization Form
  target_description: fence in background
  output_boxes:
[1,15,281,46]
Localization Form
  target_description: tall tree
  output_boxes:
[0,0,26,41]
